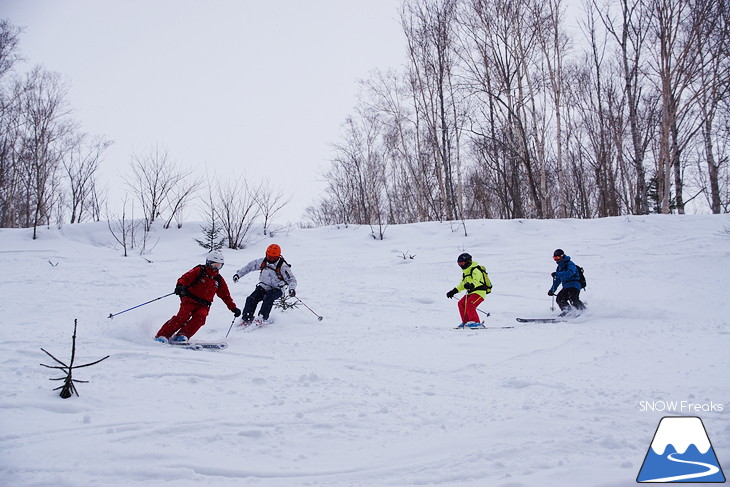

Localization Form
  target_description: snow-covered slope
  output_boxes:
[1,215,728,486]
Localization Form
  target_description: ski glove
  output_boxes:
[446,288,458,299]
[289,289,296,297]
[232,307,242,317]
[547,290,555,296]
[551,272,556,278]
[464,282,475,291]
[232,274,239,283]
[174,284,187,296]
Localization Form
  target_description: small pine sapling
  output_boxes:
[273,294,300,312]
[40,319,109,399]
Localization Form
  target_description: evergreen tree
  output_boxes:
[195,208,226,251]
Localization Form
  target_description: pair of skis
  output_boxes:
[236,319,272,333]
[454,323,514,330]
[453,316,568,330]
[161,319,274,351]
[515,317,567,323]
[167,341,228,351]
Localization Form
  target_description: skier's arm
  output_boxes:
[216,277,238,311]
[282,264,297,291]
[177,266,200,287]
[233,259,261,281]
[549,276,559,294]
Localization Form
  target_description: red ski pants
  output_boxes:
[458,293,484,324]
[156,301,210,339]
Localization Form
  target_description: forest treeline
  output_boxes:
[2,0,729,241]
[305,0,729,230]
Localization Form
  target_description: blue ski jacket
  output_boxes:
[549,255,582,293]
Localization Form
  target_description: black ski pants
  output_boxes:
[556,287,585,311]
[242,285,283,321]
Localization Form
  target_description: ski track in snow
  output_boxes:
[643,453,721,482]
[0,215,729,486]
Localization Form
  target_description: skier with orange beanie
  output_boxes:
[232,244,297,325]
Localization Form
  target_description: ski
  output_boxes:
[169,341,228,350]
[453,323,514,330]
[515,317,565,323]
[454,326,515,330]
[236,319,271,333]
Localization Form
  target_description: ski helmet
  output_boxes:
[553,249,565,261]
[457,252,472,267]
[266,244,281,261]
[206,250,225,270]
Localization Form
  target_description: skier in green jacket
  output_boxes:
[446,253,492,328]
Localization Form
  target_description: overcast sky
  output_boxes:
[2,0,406,223]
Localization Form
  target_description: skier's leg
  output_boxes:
[259,288,283,320]
[458,295,469,323]
[156,302,195,338]
[178,305,210,338]
[242,286,266,322]
[555,289,571,311]
[464,294,484,323]
[566,288,585,310]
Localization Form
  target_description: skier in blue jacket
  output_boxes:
[548,249,585,317]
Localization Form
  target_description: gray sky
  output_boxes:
[2,0,406,223]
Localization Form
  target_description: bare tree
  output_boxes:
[106,194,139,257]
[88,180,106,222]
[253,178,292,236]
[534,0,571,217]
[209,174,260,249]
[401,0,464,222]
[63,133,112,223]
[124,145,193,231]
[595,0,654,214]
[693,0,729,213]
[647,0,713,213]
[163,173,202,229]
[0,19,22,80]
[18,67,74,238]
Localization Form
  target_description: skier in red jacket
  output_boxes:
[155,251,241,343]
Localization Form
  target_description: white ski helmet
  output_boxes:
[206,250,224,269]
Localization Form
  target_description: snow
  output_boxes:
[650,417,711,455]
[1,215,729,486]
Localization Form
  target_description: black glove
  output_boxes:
[289,289,296,297]
[464,282,475,291]
[174,284,187,296]
[232,307,242,317]
[446,288,458,299]
[551,272,556,278]
[232,274,239,283]
[547,290,555,296]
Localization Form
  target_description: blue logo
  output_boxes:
[637,416,725,483]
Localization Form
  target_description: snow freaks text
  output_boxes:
[638,400,724,413]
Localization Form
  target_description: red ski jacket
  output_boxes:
[177,265,236,310]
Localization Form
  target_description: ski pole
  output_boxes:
[296,298,323,321]
[550,275,558,311]
[476,308,491,318]
[225,316,237,338]
[108,292,175,319]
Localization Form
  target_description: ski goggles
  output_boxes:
[207,261,223,270]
